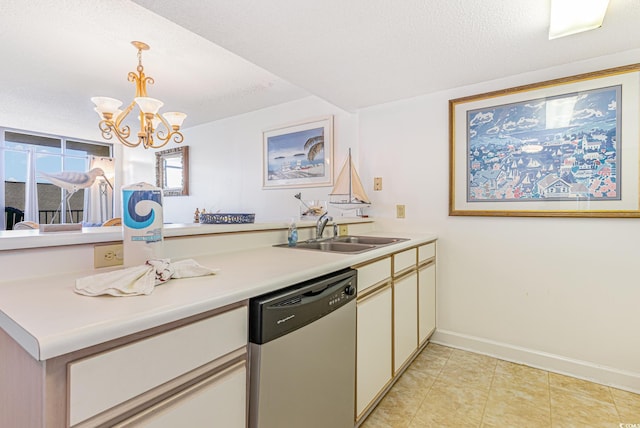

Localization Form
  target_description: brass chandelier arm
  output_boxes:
[144,113,185,149]
[114,101,136,134]
[99,109,184,149]
[98,120,139,148]
[127,71,154,98]
[155,129,185,147]
[92,41,186,149]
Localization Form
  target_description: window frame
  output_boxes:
[1,127,113,226]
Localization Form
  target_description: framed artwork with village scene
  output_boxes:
[449,64,640,217]
[262,116,333,189]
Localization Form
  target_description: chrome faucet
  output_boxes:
[316,212,333,239]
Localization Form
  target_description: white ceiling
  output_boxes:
[1,0,639,138]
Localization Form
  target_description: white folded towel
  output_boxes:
[74,259,220,297]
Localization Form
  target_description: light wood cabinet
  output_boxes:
[357,257,392,293]
[393,248,416,274]
[69,305,247,426]
[354,256,392,419]
[354,240,437,424]
[356,285,393,417]
[418,261,436,345]
[0,302,248,428]
[393,271,418,373]
[114,360,246,428]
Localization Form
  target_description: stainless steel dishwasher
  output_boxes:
[249,268,357,428]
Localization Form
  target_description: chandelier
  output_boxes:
[91,41,187,149]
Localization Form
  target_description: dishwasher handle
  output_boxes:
[302,284,330,297]
[302,275,352,297]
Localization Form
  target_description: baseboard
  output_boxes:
[430,329,640,394]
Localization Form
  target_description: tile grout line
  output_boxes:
[547,368,553,427]
[407,348,452,427]
[608,386,623,423]
[406,373,435,427]
[478,359,498,426]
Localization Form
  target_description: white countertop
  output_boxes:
[0,232,436,361]
[0,218,373,251]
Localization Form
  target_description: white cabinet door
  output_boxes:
[356,286,392,417]
[69,306,247,426]
[393,272,418,373]
[115,361,246,428]
[418,263,436,345]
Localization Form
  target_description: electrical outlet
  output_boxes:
[94,244,123,268]
[339,225,349,236]
[396,204,406,219]
[374,177,383,191]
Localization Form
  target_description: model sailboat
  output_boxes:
[329,149,371,208]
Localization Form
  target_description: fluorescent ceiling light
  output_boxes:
[549,0,610,39]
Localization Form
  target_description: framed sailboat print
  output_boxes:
[449,63,640,218]
[262,116,334,189]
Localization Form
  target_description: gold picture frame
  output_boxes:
[449,64,640,217]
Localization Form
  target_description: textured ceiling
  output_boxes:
[1,0,639,139]
[133,0,640,110]
[0,0,306,137]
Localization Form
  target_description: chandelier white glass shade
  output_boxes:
[91,41,187,149]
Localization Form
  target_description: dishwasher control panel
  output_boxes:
[328,282,356,307]
[249,268,357,344]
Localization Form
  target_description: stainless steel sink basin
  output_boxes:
[274,235,408,253]
[274,240,377,253]
[332,236,408,246]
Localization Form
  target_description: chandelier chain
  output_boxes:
[137,47,144,73]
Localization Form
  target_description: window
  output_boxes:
[1,128,112,228]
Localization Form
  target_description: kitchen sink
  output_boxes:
[332,236,408,246]
[274,235,408,253]
[274,240,377,253]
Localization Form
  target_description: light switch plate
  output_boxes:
[94,244,123,268]
[374,177,383,191]
[396,204,406,219]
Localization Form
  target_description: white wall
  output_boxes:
[359,49,640,392]
[123,96,359,223]
[118,49,640,391]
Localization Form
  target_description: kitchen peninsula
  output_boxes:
[0,219,437,427]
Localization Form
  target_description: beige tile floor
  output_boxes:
[361,343,640,428]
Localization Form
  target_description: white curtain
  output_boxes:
[83,156,114,225]
[24,147,39,223]
[0,140,5,230]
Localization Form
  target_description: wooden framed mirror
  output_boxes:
[155,146,189,196]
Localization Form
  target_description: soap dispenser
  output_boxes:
[287,218,298,247]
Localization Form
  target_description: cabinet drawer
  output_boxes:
[394,249,416,274]
[69,306,248,426]
[355,257,391,293]
[419,242,436,263]
[114,360,246,428]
